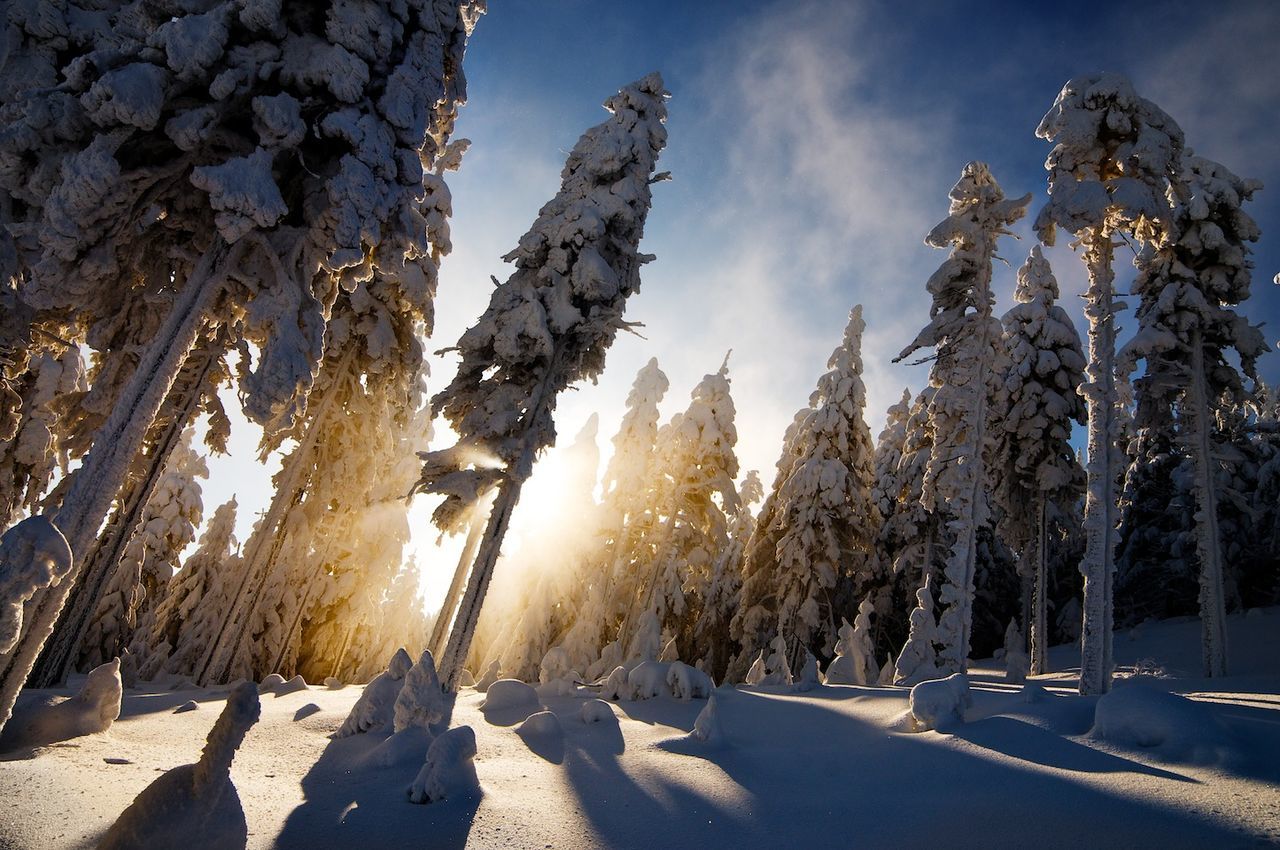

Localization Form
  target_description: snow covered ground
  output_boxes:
[1,611,1277,850]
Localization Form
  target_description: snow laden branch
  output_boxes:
[1036,73,1184,695]
[895,162,1029,675]
[414,72,670,691]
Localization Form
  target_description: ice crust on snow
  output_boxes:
[909,673,971,732]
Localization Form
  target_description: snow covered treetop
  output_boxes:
[1035,72,1184,247]
[1,0,482,434]
[1015,245,1059,304]
[417,73,669,532]
[896,162,1029,362]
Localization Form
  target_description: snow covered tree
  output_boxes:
[0,346,86,529]
[895,162,1029,675]
[80,427,207,670]
[138,498,239,681]
[1117,155,1267,677]
[871,389,912,530]
[0,0,482,725]
[996,247,1086,674]
[415,73,670,690]
[693,470,762,681]
[734,306,881,671]
[621,360,739,665]
[894,574,941,686]
[1036,73,1185,695]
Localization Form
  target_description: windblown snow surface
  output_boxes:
[1,611,1277,849]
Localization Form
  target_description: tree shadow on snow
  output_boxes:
[272,732,479,850]
[577,688,1259,849]
[952,715,1196,782]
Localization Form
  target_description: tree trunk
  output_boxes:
[428,503,487,660]
[436,475,524,692]
[1078,232,1120,696]
[1187,327,1228,677]
[195,346,355,686]
[1030,495,1049,675]
[31,340,223,687]
[0,239,230,733]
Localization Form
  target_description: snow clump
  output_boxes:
[0,658,122,750]
[408,726,480,805]
[628,661,670,700]
[580,699,616,724]
[393,650,445,733]
[335,647,412,737]
[689,692,725,746]
[480,680,540,717]
[600,666,632,701]
[1091,682,1236,764]
[666,661,712,700]
[909,673,971,732]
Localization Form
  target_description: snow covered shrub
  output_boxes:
[793,649,820,693]
[628,661,671,700]
[895,576,941,686]
[600,666,633,701]
[98,681,260,850]
[908,673,971,732]
[666,661,713,701]
[408,726,480,805]
[336,647,412,738]
[394,651,446,733]
[689,691,725,746]
[1004,621,1029,684]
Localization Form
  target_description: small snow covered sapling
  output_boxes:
[1004,620,1030,684]
[474,659,501,693]
[600,666,633,701]
[628,661,671,700]
[393,650,446,733]
[793,649,820,693]
[689,691,725,746]
[336,647,413,738]
[744,650,768,686]
[408,726,480,805]
[823,618,858,685]
[895,576,941,687]
[100,683,260,849]
[760,635,793,687]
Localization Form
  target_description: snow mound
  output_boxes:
[394,650,445,733]
[174,700,199,714]
[1022,682,1049,704]
[480,680,540,720]
[580,699,617,724]
[258,673,286,692]
[459,669,476,688]
[293,703,321,721]
[688,692,725,746]
[0,658,122,751]
[909,674,971,732]
[336,648,412,738]
[628,661,671,700]
[600,666,632,701]
[273,675,309,696]
[516,710,566,761]
[1091,682,1237,764]
[793,650,820,692]
[666,661,712,701]
[98,682,260,850]
[408,726,479,804]
[324,677,344,689]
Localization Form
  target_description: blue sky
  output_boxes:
[205,1,1280,608]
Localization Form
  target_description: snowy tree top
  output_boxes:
[417,73,669,532]
[1035,72,1184,248]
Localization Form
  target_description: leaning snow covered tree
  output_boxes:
[0,0,483,728]
[1117,155,1267,678]
[414,73,670,691]
[895,162,1029,675]
[1035,73,1184,695]
[996,247,1086,675]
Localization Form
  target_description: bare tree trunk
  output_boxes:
[0,240,230,733]
[428,502,488,661]
[1030,495,1049,675]
[1079,232,1121,696]
[1187,327,1228,677]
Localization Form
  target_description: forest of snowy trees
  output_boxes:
[1,0,1278,748]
